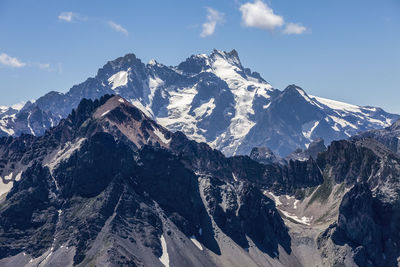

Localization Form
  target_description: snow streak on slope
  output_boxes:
[27,112,35,136]
[153,127,171,144]
[302,120,320,140]
[159,235,169,267]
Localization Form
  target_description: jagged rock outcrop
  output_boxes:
[316,138,400,266]
[355,119,400,155]
[286,138,327,162]
[249,147,286,165]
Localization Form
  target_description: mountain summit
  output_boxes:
[0,50,398,156]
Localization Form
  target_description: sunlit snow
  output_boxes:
[190,236,203,251]
[108,69,130,90]
[159,235,170,267]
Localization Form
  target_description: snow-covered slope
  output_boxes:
[0,49,398,156]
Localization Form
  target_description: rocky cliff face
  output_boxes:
[355,119,400,155]
[249,147,286,165]
[316,137,400,266]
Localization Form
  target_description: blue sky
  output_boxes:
[1,0,399,113]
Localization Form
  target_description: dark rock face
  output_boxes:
[316,140,376,185]
[0,163,56,258]
[316,137,400,266]
[0,96,297,266]
[331,183,382,266]
[249,147,286,165]
[286,138,327,162]
[327,183,400,267]
[168,130,324,195]
[304,138,327,159]
[355,119,400,155]
[200,176,291,257]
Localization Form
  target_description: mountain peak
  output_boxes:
[177,49,242,74]
[211,48,239,58]
[91,95,172,149]
[108,53,139,67]
[96,53,143,79]
[284,84,305,93]
[210,49,242,67]
[281,84,313,102]
[93,95,131,118]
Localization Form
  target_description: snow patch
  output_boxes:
[11,102,25,111]
[153,127,170,144]
[108,69,130,90]
[190,236,203,250]
[0,124,14,136]
[262,103,271,109]
[130,99,154,118]
[264,191,282,206]
[302,120,319,140]
[193,98,215,118]
[148,59,157,66]
[15,171,22,182]
[232,172,238,182]
[101,110,110,117]
[0,178,13,196]
[313,96,361,113]
[294,199,299,209]
[159,235,169,267]
[329,115,357,130]
[45,138,86,173]
[280,210,312,225]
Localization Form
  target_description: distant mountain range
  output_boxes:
[0,49,398,156]
[0,95,399,266]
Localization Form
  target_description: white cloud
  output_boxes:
[0,53,26,67]
[283,23,307,35]
[200,8,224,37]
[108,21,129,35]
[58,12,84,22]
[239,0,284,31]
[0,53,52,70]
[239,0,307,35]
[58,12,129,36]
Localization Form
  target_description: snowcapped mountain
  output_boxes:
[1,49,398,156]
